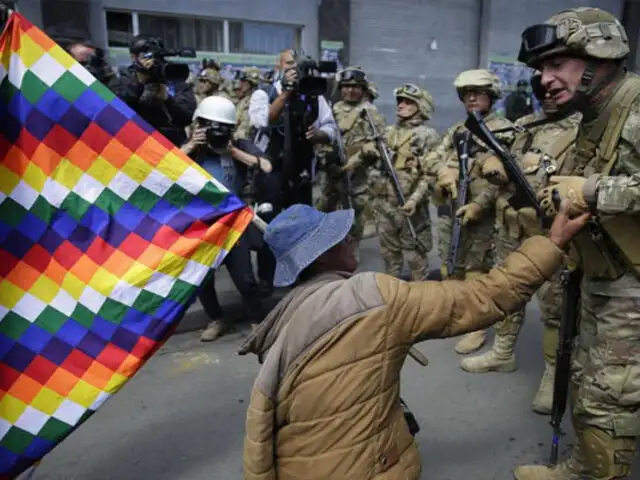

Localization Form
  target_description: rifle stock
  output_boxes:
[446,131,471,276]
[464,111,553,229]
[361,107,428,255]
[549,266,582,464]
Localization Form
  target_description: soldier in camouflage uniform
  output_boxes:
[366,84,440,280]
[194,67,231,104]
[426,69,515,354]
[461,73,582,416]
[233,67,263,142]
[364,81,378,104]
[326,67,386,260]
[514,8,640,480]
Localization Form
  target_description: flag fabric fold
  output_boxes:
[0,13,252,478]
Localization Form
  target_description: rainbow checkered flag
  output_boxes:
[0,12,253,478]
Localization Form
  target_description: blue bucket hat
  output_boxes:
[264,204,355,288]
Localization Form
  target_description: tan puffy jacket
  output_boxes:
[241,236,563,479]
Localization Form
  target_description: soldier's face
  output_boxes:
[396,98,418,119]
[538,56,587,106]
[462,90,491,114]
[341,85,363,102]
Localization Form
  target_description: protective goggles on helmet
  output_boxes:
[518,24,559,65]
[394,83,421,97]
[338,69,366,83]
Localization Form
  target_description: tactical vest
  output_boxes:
[497,116,579,239]
[336,105,366,158]
[568,74,640,280]
[234,95,252,142]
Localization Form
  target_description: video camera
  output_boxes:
[131,35,196,83]
[283,54,338,96]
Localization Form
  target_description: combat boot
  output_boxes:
[515,420,588,479]
[454,330,487,354]
[460,332,516,372]
[454,271,487,354]
[581,426,636,479]
[532,325,558,414]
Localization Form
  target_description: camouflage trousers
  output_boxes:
[376,203,432,281]
[491,226,564,336]
[571,272,640,441]
[436,209,495,278]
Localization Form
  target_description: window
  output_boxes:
[41,0,90,41]
[138,13,224,52]
[229,21,298,55]
[106,11,133,48]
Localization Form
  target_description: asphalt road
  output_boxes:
[34,234,640,480]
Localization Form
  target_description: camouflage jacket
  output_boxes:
[425,112,515,211]
[234,94,252,142]
[554,74,640,283]
[368,116,440,208]
[333,100,386,192]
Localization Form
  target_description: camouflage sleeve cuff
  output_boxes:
[583,174,600,213]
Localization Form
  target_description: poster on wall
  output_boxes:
[488,54,542,116]
[320,40,345,72]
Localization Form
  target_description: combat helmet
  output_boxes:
[336,66,367,87]
[394,83,434,119]
[453,69,502,100]
[235,66,263,86]
[198,67,223,86]
[518,7,629,68]
[366,81,379,100]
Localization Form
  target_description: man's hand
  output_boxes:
[548,199,590,249]
[306,125,329,144]
[482,155,508,185]
[455,202,482,225]
[282,67,298,91]
[400,199,417,217]
[436,167,459,200]
[155,83,168,101]
[180,127,208,155]
[537,175,588,217]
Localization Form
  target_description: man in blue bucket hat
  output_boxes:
[239,201,589,480]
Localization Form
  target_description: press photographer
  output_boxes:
[181,96,272,342]
[55,38,118,88]
[114,35,197,146]
[249,48,337,207]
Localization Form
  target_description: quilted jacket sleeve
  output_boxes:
[244,388,277,480]
[375,236,564,344]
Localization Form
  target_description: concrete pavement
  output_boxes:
[35,233,640,479]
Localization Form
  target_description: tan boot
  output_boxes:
[460,332,516,372]
[454,329,487,354]
[581,426,636,479]
[532,326,559,414]
[514,419,588,479]
[200,319,227,342]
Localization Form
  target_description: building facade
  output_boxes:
[6,0,640,131]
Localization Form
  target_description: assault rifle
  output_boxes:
[465,111,583,462]
[464,111,553,229]
[549,266,582,464]
[361,107,428,255]
[447,130,472,275]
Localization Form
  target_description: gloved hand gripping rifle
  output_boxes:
[361,107,428,255]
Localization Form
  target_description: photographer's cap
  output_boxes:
[193,96,236,125]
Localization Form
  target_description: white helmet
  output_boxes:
[193,95,236,124]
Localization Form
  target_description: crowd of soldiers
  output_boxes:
[276,7,637,480]
[156,6,640,478]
